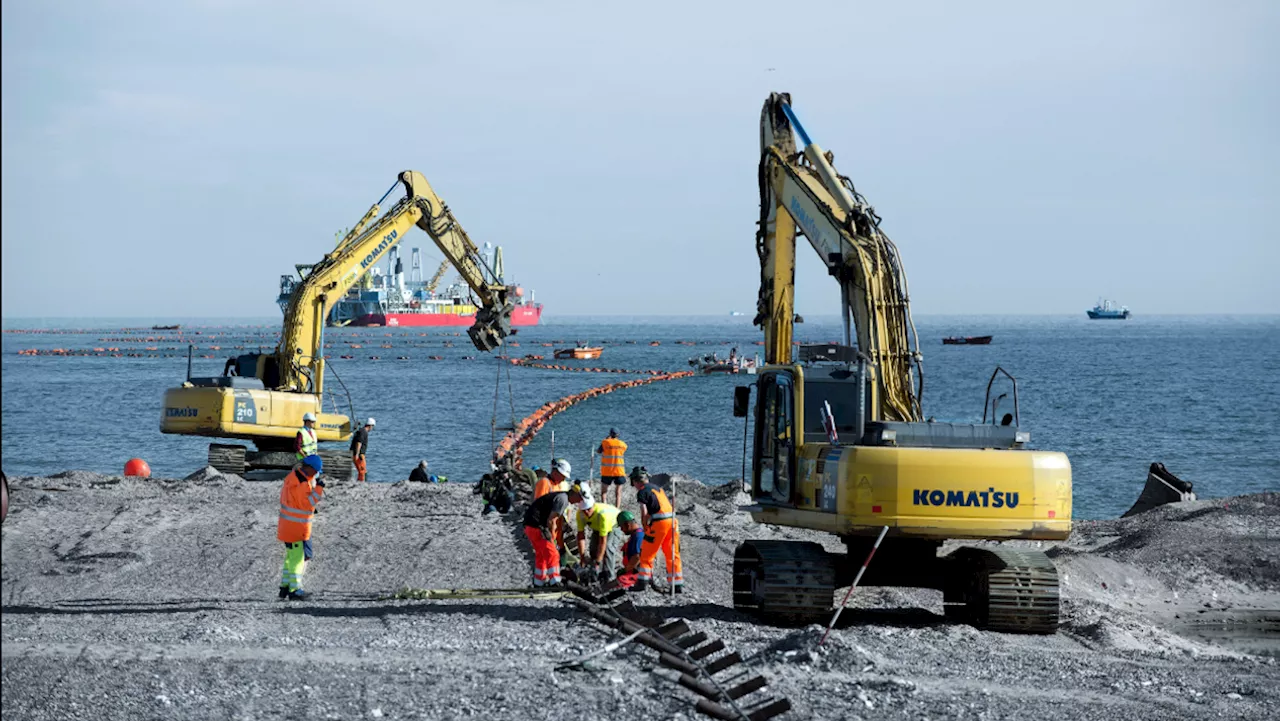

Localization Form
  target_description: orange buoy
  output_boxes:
[124,458,151,478]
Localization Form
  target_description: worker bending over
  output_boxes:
[277,454,325,600]
[522,459,572,587]
[567,483,623,583]
[295,412,318,461]
[597,428,628,508]
[614,510,644,587]
[629,466,683,593]
[350,417,375,482]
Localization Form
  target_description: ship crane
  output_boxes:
[425,259,451,295]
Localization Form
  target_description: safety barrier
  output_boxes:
[493,369,694,468]
[509,358,674,376]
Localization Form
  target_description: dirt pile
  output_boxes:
[2,473,1276,720]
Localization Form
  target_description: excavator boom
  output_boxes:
[756,92,921,421]
[160,170,517,475]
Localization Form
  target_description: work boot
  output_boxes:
[279,585,289,599]
[673,585,684,595]
[286,589,310,601]
[629,579,649,593]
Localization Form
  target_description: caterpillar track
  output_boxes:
[206,444,353,481]
[733,540,1060,634]
[208,444,246,475]
[732,540,835,624]
[944,546,1060,634]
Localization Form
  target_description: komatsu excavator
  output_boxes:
[160,171,516,477]
[732,94,1072,633]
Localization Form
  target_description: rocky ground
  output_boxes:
[2,469,1277,720]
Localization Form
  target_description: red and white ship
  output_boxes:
[279,244,543,328]
[349,296,543,327]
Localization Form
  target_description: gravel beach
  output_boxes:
[2,470,1276,720]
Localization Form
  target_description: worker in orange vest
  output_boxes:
[532,467,552,499]
[277,454,325,600]
[629,466,683,593]
[597,428,628,507]
[522,458,572,587]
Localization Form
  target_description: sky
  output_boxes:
[2,1,1276,318]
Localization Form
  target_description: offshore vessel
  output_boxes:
[279,243,542,327]
[1087,298,1130,319]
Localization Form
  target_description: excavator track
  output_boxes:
[208,444,247,476]
[733,540,835,624]
[316,450,353,482]
[945,546,1060,634]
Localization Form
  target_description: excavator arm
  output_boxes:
[275,170,514,394]
[755,93,922,422]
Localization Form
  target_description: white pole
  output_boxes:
[819,525,889,647]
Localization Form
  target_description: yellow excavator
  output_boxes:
[160,171,516,478]
[732,94,1072,633]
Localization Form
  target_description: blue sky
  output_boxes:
[2,1,1276,317]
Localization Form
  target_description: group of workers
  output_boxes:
[520,431,682,592]
[277,422,684,599]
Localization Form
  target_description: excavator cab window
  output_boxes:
[754,371,796,504]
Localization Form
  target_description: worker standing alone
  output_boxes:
[295,412,318,462]
[629,466,683,593]
[522,462,571,587]
[597,428,628,508]
[350,417,375,482]
[277,454,325,600]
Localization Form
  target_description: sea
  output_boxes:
[2,315,1277,520]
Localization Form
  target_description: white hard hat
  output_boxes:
[552,458,571,476]
[302,412,317,422]
[578,498,595,512]
[365,417,376,427]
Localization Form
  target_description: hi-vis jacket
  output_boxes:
[599,437,627,477]
[295,426,318,460]
[277,469,324,542]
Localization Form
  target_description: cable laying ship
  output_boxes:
[279,243,542,327]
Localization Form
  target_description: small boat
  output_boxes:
[688,351,756,374]
[942,335,993,345]
[1087,298,1131,319]
[554,345,603,360]
[151,324,181,331]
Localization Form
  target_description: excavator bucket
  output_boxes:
[467,303,514,352]
[1122,462,1196,517]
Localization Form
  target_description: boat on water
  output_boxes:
[729,310,745,317]
[942,335,993,345]
[1087,299,1130,320]
[151,324,181,331]
[277,244,542,328]
[688,350,756,374]
[554,345,603,360]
